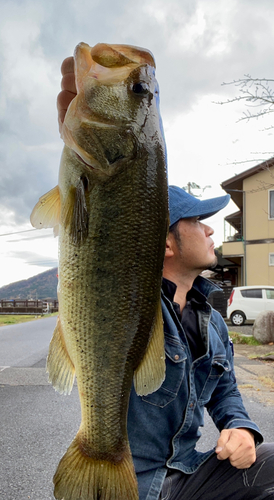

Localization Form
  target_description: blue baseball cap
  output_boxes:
[169,185,230,227]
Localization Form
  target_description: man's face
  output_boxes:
[171,217,217,273]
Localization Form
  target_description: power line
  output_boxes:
[27,261,58,266]
[0,228,52,238]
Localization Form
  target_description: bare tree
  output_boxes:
[217,74,274,128]
[215,75,274,166]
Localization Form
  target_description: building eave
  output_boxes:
[221,156,274,210]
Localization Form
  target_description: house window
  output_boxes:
[269,253,274,266]
[269,190,274,219]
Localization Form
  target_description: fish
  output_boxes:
[30,42,168,500]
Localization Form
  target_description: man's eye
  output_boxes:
[132,82,149,95]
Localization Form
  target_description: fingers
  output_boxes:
[61,70,77,93]
[57,56,76,131]
[215,428,256,469]
[57,89,76,131]
[216,428,230,451]
[61,56,74,76]
[57,89,76,112]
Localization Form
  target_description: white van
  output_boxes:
[227,285,274,326]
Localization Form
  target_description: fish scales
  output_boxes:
[31,42,168,500]
[59,148,166,453]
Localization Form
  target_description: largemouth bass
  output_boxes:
[31,42,168,500]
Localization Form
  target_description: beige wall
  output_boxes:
[244,170,274,240]
[246,243,274,285]
[222,241,244,257]
[223,166,274,285]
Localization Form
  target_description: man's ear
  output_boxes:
[165,233,175,258]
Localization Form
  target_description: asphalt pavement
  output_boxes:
[0,317,274,500]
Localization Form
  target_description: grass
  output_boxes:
[238,384,254,389]
[258,376,274,389]
[228,331,261,346]
[0,312,58,326]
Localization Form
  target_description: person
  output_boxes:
[57,57,274,500]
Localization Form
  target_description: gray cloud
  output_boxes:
[9,250,58,267]
[0,0,274,228]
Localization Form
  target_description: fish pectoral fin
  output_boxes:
[62,178,89,245]
[46,317,75,395]
[30,185,61,230]
[134,299,166,396]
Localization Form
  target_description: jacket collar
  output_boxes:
[162,275,220,303]
[192,275,221,298]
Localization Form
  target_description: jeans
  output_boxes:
[159,444,274,499]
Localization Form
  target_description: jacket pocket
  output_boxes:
[198,357,231,405]
[142,336,187,408]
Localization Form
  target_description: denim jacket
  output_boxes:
[127,276,263,500]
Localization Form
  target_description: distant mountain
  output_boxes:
[0,268,58,300]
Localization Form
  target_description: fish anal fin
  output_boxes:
[46,317,75,395]
[30,185,61,230]
[53,435,138,500]
[134,299,166,396]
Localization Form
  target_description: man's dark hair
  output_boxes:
[169,221,181,243]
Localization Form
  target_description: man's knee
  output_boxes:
[244,443,274,491]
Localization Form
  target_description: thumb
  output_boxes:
[216,429,231,454]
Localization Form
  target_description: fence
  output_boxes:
[0,300,59,315]
[207,286,233,317]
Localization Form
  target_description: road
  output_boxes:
[0,316,56,369]
[0,317,273,500]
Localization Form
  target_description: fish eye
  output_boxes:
[132,82,150,95]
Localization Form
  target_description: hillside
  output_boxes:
[0,268,58,300]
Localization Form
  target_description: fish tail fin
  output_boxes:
[53,435,139,500]
[46,317,75,395]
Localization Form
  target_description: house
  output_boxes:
[221,156,274,286]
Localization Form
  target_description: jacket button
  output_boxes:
[174,354,179,360]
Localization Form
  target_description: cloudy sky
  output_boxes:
[0,0,273,288]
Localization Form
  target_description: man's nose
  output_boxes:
[203,223,214,236]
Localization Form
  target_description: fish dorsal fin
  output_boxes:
[134,299,166,396]
[30,185,61,230]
